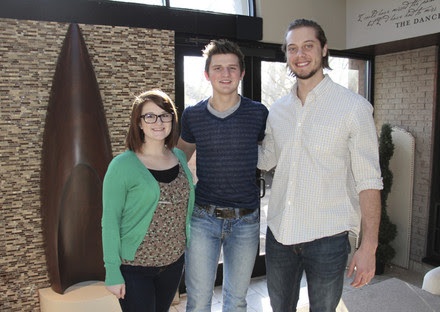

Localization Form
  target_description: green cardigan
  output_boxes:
[101,148,195,286]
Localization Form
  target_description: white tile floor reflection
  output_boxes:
[169,266,426,312]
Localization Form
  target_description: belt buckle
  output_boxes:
[214,208,226,219]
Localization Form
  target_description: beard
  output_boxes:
[289,66,320,80]
[288,57,323,80]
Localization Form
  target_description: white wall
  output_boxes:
[257,0,440,49]
[257,0,347,49]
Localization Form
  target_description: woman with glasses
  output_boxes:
[102,89,195,312]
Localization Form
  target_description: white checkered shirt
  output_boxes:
[258,75,383,245]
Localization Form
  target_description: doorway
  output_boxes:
[175,39,285,290]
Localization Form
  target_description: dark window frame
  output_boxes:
[0,0,262,41]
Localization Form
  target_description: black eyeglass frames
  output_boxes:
[140,112,174,124]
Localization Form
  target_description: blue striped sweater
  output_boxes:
[180,96,268,209]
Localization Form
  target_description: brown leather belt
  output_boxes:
[197,204,254,220]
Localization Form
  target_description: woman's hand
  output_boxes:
[106,284,126,299]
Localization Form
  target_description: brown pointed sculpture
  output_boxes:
[41,23,112,294]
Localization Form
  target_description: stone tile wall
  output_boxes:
[0,18,175,311]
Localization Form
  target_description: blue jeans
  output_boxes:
[119,255,184,312]
[266,228,350,312]
[185,204,260,312]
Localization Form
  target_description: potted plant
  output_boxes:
[376,123,398,274]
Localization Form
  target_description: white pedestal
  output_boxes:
[39,281,122,312]
[422,266,440,295]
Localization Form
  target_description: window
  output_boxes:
[183,56,242,107]
[326,57,370,100]
[170,0,250,15]
[261,56,371,109]
[183,56,211,107]
[108,0,253,15]
[109,0,163,5]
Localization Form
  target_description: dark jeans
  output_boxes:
[119,254,184,312]
[266,228,350,312]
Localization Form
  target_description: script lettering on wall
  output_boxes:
[347,0,440,48]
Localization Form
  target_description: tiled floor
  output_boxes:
[169,265,426,312]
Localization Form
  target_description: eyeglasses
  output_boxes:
[140,112,174,124]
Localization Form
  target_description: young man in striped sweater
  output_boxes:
[178,39,268,312]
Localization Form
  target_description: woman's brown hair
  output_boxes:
[125,89,179,152]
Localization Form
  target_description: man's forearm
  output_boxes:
[358,189,381,252]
